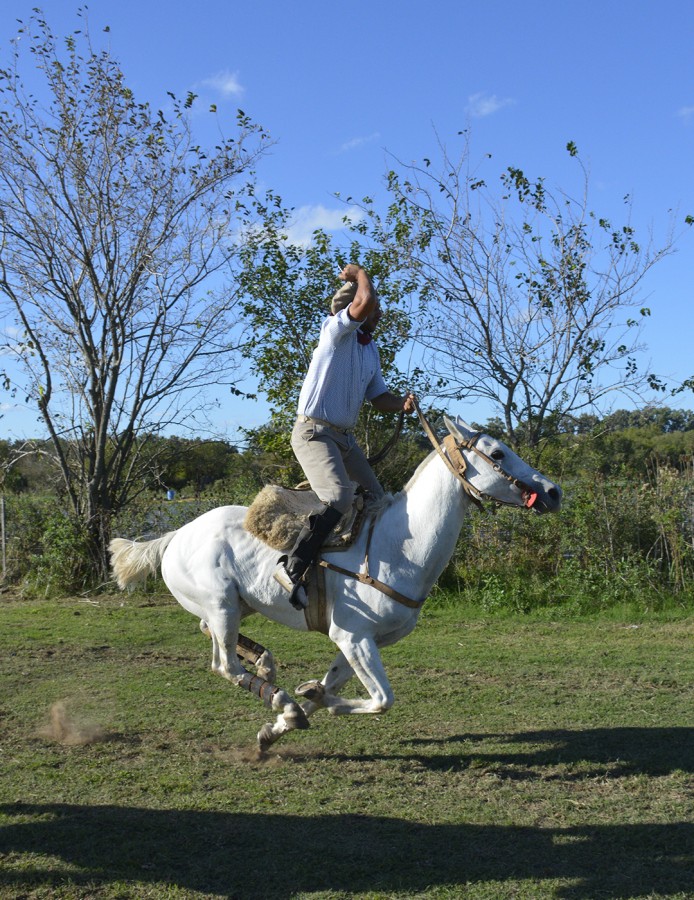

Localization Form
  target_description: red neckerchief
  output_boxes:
[357,329,373,345]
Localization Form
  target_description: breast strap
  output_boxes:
[318,517,425,610]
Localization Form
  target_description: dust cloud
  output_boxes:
[36,700,107,746]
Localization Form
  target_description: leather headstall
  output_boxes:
[413,398,534,511]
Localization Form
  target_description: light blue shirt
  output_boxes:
[297,308,388,430]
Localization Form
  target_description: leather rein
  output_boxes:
[317,400,537,610]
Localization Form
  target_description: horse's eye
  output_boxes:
[491,449,504,461]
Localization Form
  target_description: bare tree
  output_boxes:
[368,137,678,447]
[0,12,269,572]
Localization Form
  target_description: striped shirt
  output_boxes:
[297,307,388,430]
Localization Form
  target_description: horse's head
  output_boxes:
[443,416,562,514]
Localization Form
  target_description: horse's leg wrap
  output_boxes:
[236,633,276,682]
[236,634,267,666]
[237,671,281,709]
[234,668,309,752]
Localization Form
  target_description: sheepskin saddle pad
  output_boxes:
[243,484,366,552]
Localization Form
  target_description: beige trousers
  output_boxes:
[290,418,384,514]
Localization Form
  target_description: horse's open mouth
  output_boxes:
[522,490,539,509]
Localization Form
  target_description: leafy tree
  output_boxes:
[155,437,238,493]
[600,406,694,433]
[361,136,682,447]
[0,12,269,574]
[0,439,27,491]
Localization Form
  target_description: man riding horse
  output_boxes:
[273,264,416,610]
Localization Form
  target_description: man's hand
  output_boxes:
[371,391,417,414]
[340,265,377,321]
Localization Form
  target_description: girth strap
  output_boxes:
[304,563,330,634]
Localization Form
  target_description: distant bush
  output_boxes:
[21,510,94,598]
[440,456,693,615]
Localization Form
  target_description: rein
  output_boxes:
[366,409,405,465]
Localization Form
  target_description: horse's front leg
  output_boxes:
[298,634,394,715]
[295,649,356,716]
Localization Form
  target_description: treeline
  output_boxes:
[4,405,693,496]
[1,437,241,498]
[453,410,693,614]
[1,407,692,613]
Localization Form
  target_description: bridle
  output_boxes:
[413,398,539,511]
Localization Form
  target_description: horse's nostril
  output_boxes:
[548,487,560,501]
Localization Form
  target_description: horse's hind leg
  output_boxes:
[204,611,308,750]
[200,621,276,683]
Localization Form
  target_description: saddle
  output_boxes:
[243,484,368,552]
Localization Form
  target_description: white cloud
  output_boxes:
[286,204,365,246]
[200,70,244,98]
[466,91,514,118]
[677,105,694,123]
[339,132,381,153]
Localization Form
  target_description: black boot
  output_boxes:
[273,504,342,610]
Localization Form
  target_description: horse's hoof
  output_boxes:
[283,702,310,730]
[257,722,275,752]
[296,680,325,704]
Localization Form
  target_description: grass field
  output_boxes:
[0,590,692,899]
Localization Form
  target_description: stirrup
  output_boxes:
[273,563,308,611]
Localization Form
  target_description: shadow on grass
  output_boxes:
[0,801,692,899]
[402,726,694,778]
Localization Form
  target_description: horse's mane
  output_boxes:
[402,449,437,494]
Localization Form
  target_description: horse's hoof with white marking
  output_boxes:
[257,722,275,752]
[282,702,310,730]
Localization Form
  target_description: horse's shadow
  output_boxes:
[1,800,692,900]
[1,727,693,899]
[397,725,694,779]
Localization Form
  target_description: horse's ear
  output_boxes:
[444,415,476,441]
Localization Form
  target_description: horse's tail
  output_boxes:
[109,531,177,590]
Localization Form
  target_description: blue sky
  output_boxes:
[0,0,692,438]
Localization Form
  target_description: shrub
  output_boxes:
[22,510,93,598]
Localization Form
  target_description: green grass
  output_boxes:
[1,590,692,899]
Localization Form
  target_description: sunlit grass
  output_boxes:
[1,592,692,898]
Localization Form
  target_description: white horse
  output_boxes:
[110,414,561,751]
